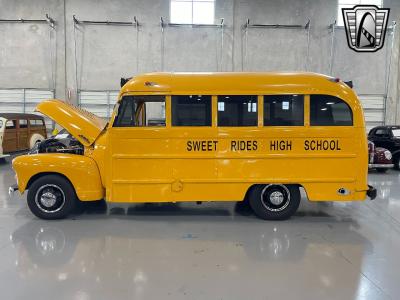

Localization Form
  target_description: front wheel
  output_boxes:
[27,175,77,220]
[249,184,300,220]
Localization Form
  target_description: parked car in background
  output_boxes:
[0,118,10,161]
[368,126,400,170]
[0,113,47,154]
[368,141,393,173]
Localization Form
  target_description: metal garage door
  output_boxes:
[79,90,119,119]
[358,94,385,132]
[0,88,54,132]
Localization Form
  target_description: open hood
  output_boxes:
[36,99,107,146]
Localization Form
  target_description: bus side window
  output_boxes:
[217,95,258,126]
[113,95,166,127]
[310,95,353,126]
[171,95,211,126]
[264,95,304,126]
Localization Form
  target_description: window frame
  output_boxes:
[263,94,305,127]
[19,119,28,129]
[374,127,391,137]
[169,0,215,25]
[309,94,354,127]
[112,95,167,128]
[217,95,259,127]
[29,119,45,127]
[171,95,212,127]
[5,120,16,130]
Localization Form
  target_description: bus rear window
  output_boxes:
[264,95,304,126]
[217,95,258,126]
[310,95,353,126]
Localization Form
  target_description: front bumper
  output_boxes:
[8,184,18,196]
[367,185,377,200]
[368,163,394,169]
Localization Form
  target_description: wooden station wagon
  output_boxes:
[0,113,47,157]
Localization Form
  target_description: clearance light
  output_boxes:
[328,77,340,83]
[144,81,157,87]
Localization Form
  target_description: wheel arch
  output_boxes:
[13,154,105,201]
[26,172,73,190]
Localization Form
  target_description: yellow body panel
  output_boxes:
[12,154,104,201]
[12,72,369,203]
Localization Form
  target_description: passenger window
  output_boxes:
[113,96,166,127]
[29,119,44,127]
[172,95,211,126]
[19,119,28,128]
[264,95,304,126]
[217,95,258,126]
[375,129,389,137]
[6,120,16,129]
[310,95,353,126]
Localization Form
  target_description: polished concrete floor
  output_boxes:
[1,158,400,300]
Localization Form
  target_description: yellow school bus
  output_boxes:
[10,72,376,220]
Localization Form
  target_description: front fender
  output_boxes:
[12,154,104,201]
[391,149,400,158]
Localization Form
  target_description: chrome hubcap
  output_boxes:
[261,185,291,212]
[270,191,284,205]
[40,192,57,208]
[34,184,66,213]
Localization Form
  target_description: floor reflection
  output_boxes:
[9,207,375,299]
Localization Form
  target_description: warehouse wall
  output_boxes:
[0,0,400,123]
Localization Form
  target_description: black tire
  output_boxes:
[249,184,300,220]
[376,168,388,173]
[27,174,77,220]
[394,157,400,170]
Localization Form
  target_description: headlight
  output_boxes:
[384,150,392,160]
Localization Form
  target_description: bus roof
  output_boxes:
[119,72,356,101]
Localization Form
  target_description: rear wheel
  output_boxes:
[249,184,300,220]
[376,168,388,173]
[27,175,77,220]
[394,157,400,170]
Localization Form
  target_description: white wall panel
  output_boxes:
[358,94,385,131]
[0,89,54,132]
[79,90,119,119]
